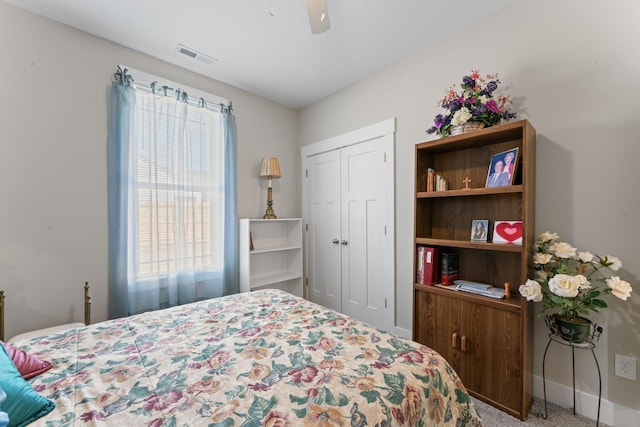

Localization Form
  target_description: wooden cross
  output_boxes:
[463,176,471,189]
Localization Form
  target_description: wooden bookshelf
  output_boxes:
[412,119,535,420]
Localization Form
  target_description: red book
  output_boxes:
[422,247,440,286]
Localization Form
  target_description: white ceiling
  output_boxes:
[4,0,520,109]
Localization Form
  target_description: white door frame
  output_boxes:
[301,118,396,331]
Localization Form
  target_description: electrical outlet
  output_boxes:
[615,354,637,381]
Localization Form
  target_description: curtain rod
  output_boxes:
[113,65,232,113]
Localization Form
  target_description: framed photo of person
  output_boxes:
[485,147,519,188]
[470,219,489,242]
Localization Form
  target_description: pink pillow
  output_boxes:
[1,342,53,379]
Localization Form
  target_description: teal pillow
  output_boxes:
[0,344,55,427]
[0,386,9,427]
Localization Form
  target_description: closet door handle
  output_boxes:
[341,240,348,245]
[451,332,459,349]
[332,239,340,244]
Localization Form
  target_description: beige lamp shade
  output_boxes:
[260,157,281,178]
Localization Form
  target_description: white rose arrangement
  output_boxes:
[519,231,633,321]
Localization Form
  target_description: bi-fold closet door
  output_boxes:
[301,119,395,332]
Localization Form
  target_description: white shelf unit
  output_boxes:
[239,218,303,297]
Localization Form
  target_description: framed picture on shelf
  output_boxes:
[492,221,523,244]
[470,219,489,242]
[485,147,519,188]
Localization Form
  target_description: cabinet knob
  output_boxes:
[332,239,340,244]
[341,240,348,245]
[461,335,467,352]
[451,332,458,349]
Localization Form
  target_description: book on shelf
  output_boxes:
[416,246,439,285]
[440,251,459,286]
[453,280,492,290]
[425,168,449,192]
[453,280,506,299]
[416,246,425,284]
[426,168,435,192]
[435,174,448,191]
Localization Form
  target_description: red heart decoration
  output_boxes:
[495,222,523,242]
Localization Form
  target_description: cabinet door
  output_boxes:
[459,301,523,412]
[413,290,460,370]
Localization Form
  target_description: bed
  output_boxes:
[5,289,483,426]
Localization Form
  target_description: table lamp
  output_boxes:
[260,156,281,219]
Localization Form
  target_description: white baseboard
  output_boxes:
[533,375,640,427]
[393,326,412,340]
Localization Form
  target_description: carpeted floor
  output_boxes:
[472,397,609,427]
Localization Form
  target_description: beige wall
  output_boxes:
[298,0,640,416]
[0,2,299,339]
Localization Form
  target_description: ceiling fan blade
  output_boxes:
[305,0,330,34]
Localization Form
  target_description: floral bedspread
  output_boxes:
[16,289,482,426]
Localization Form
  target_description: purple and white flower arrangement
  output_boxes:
[427,70,516,137]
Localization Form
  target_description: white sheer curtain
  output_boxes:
[125,91,225,313]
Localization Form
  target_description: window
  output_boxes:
[133,93,223,278]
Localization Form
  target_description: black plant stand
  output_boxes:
[542,315,603,427]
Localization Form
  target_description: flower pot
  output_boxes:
[450,122,485,136]
[552,314,591,343]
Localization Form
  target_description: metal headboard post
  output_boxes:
[84,282,92,326]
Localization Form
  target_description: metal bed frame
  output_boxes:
[0,282,91,342]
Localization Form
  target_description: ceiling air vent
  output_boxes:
[175,44,217,65]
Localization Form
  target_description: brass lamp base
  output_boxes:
[263,186,277,219]
[263,206,277,219]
